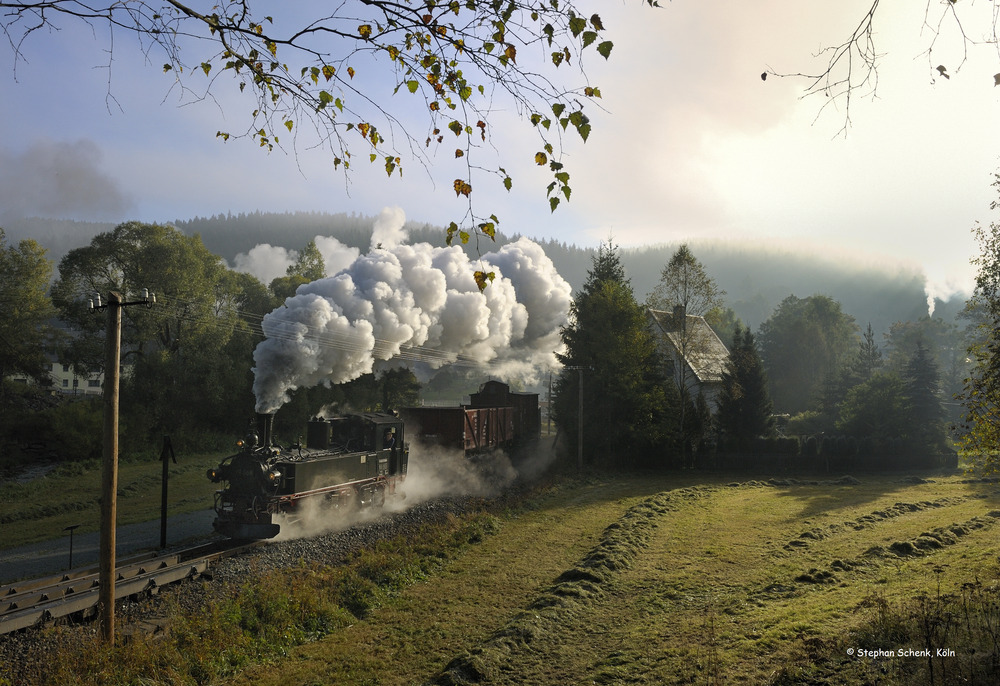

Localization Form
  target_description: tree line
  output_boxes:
[0,222,420,460]
[3,180,1000,473]
[549,184,1000,471]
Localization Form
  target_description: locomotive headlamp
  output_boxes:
[207,467,221,482]
[267,469,282,484]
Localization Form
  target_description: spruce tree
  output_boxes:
[905,342,946,451]
[716,325,775,448]
[553,241,676,468]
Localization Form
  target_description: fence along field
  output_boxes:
[231,472,1000,686]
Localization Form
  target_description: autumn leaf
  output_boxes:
[453,179,472,197]
[359,24,372,40]
[473,270,495,291]
[535,151,548,165]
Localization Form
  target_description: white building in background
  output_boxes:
[8,357,104,396]
[647,306,730,412]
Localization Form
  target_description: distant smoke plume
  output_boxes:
[232,236,361,284]
[0,139,134,220]
[251,210,571,413]
[232,243,294,284]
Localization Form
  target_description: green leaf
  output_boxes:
[284,120,293,132]
[597,41,613,59]
[549,197,560,212]
[582,31,597,48]
[407,80,420,93]
[552,103,565,117]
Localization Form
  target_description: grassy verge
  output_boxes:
[0,508,510,686]
[0,451,225,550]
[5,471,1000,685]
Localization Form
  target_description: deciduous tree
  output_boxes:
[0,228,59,398]
[646,244,725,458]
[957,174,1000,472]
[758,294,858,415]
[50,221,268,442]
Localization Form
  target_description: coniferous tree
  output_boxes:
[854,322,884,382]
[716,325,775,448]
[553,241,677,468]
[905,342,946,451]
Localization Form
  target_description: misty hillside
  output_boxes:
[3,212,968,337]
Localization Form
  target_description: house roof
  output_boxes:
[647,308,730,384]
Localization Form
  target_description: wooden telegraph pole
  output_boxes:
[92,288,154,643]
[98,291,121,643]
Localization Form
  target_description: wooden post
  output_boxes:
[99,291,122,643]
[160,436,175,549]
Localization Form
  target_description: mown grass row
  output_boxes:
[432,487,701,685]
[0,511,503,686]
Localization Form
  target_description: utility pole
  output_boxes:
[91,288,155,643]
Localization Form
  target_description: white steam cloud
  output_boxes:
[232,236,361,285]
[251,209,571,413]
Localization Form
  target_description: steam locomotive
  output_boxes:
[207,381,539,540]
[207,412,408,539]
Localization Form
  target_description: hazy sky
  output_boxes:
[1,1,998,303]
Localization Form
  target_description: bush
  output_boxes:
[9,398,103,462]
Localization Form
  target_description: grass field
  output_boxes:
[5,464,1000,684]
[0,451,224,550]
[224,470,1000,685]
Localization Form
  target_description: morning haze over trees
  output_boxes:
[0,209,987,473]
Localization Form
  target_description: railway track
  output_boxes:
[0,540,257,635]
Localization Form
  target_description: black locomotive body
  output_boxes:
[208,412,408,539]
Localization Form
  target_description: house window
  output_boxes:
[72,379,79,388]
[44,363,52,371]
[62,379,69,388]
[63,364,70,372]
[88,379,100,388]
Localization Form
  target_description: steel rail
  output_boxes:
[0,540,257,635]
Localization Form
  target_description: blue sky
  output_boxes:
[2,1,998,304]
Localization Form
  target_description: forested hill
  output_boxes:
[4,211,967,336]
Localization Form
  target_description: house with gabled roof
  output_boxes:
[647,305,730,411]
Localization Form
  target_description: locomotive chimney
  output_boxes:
[256,412,274,448]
